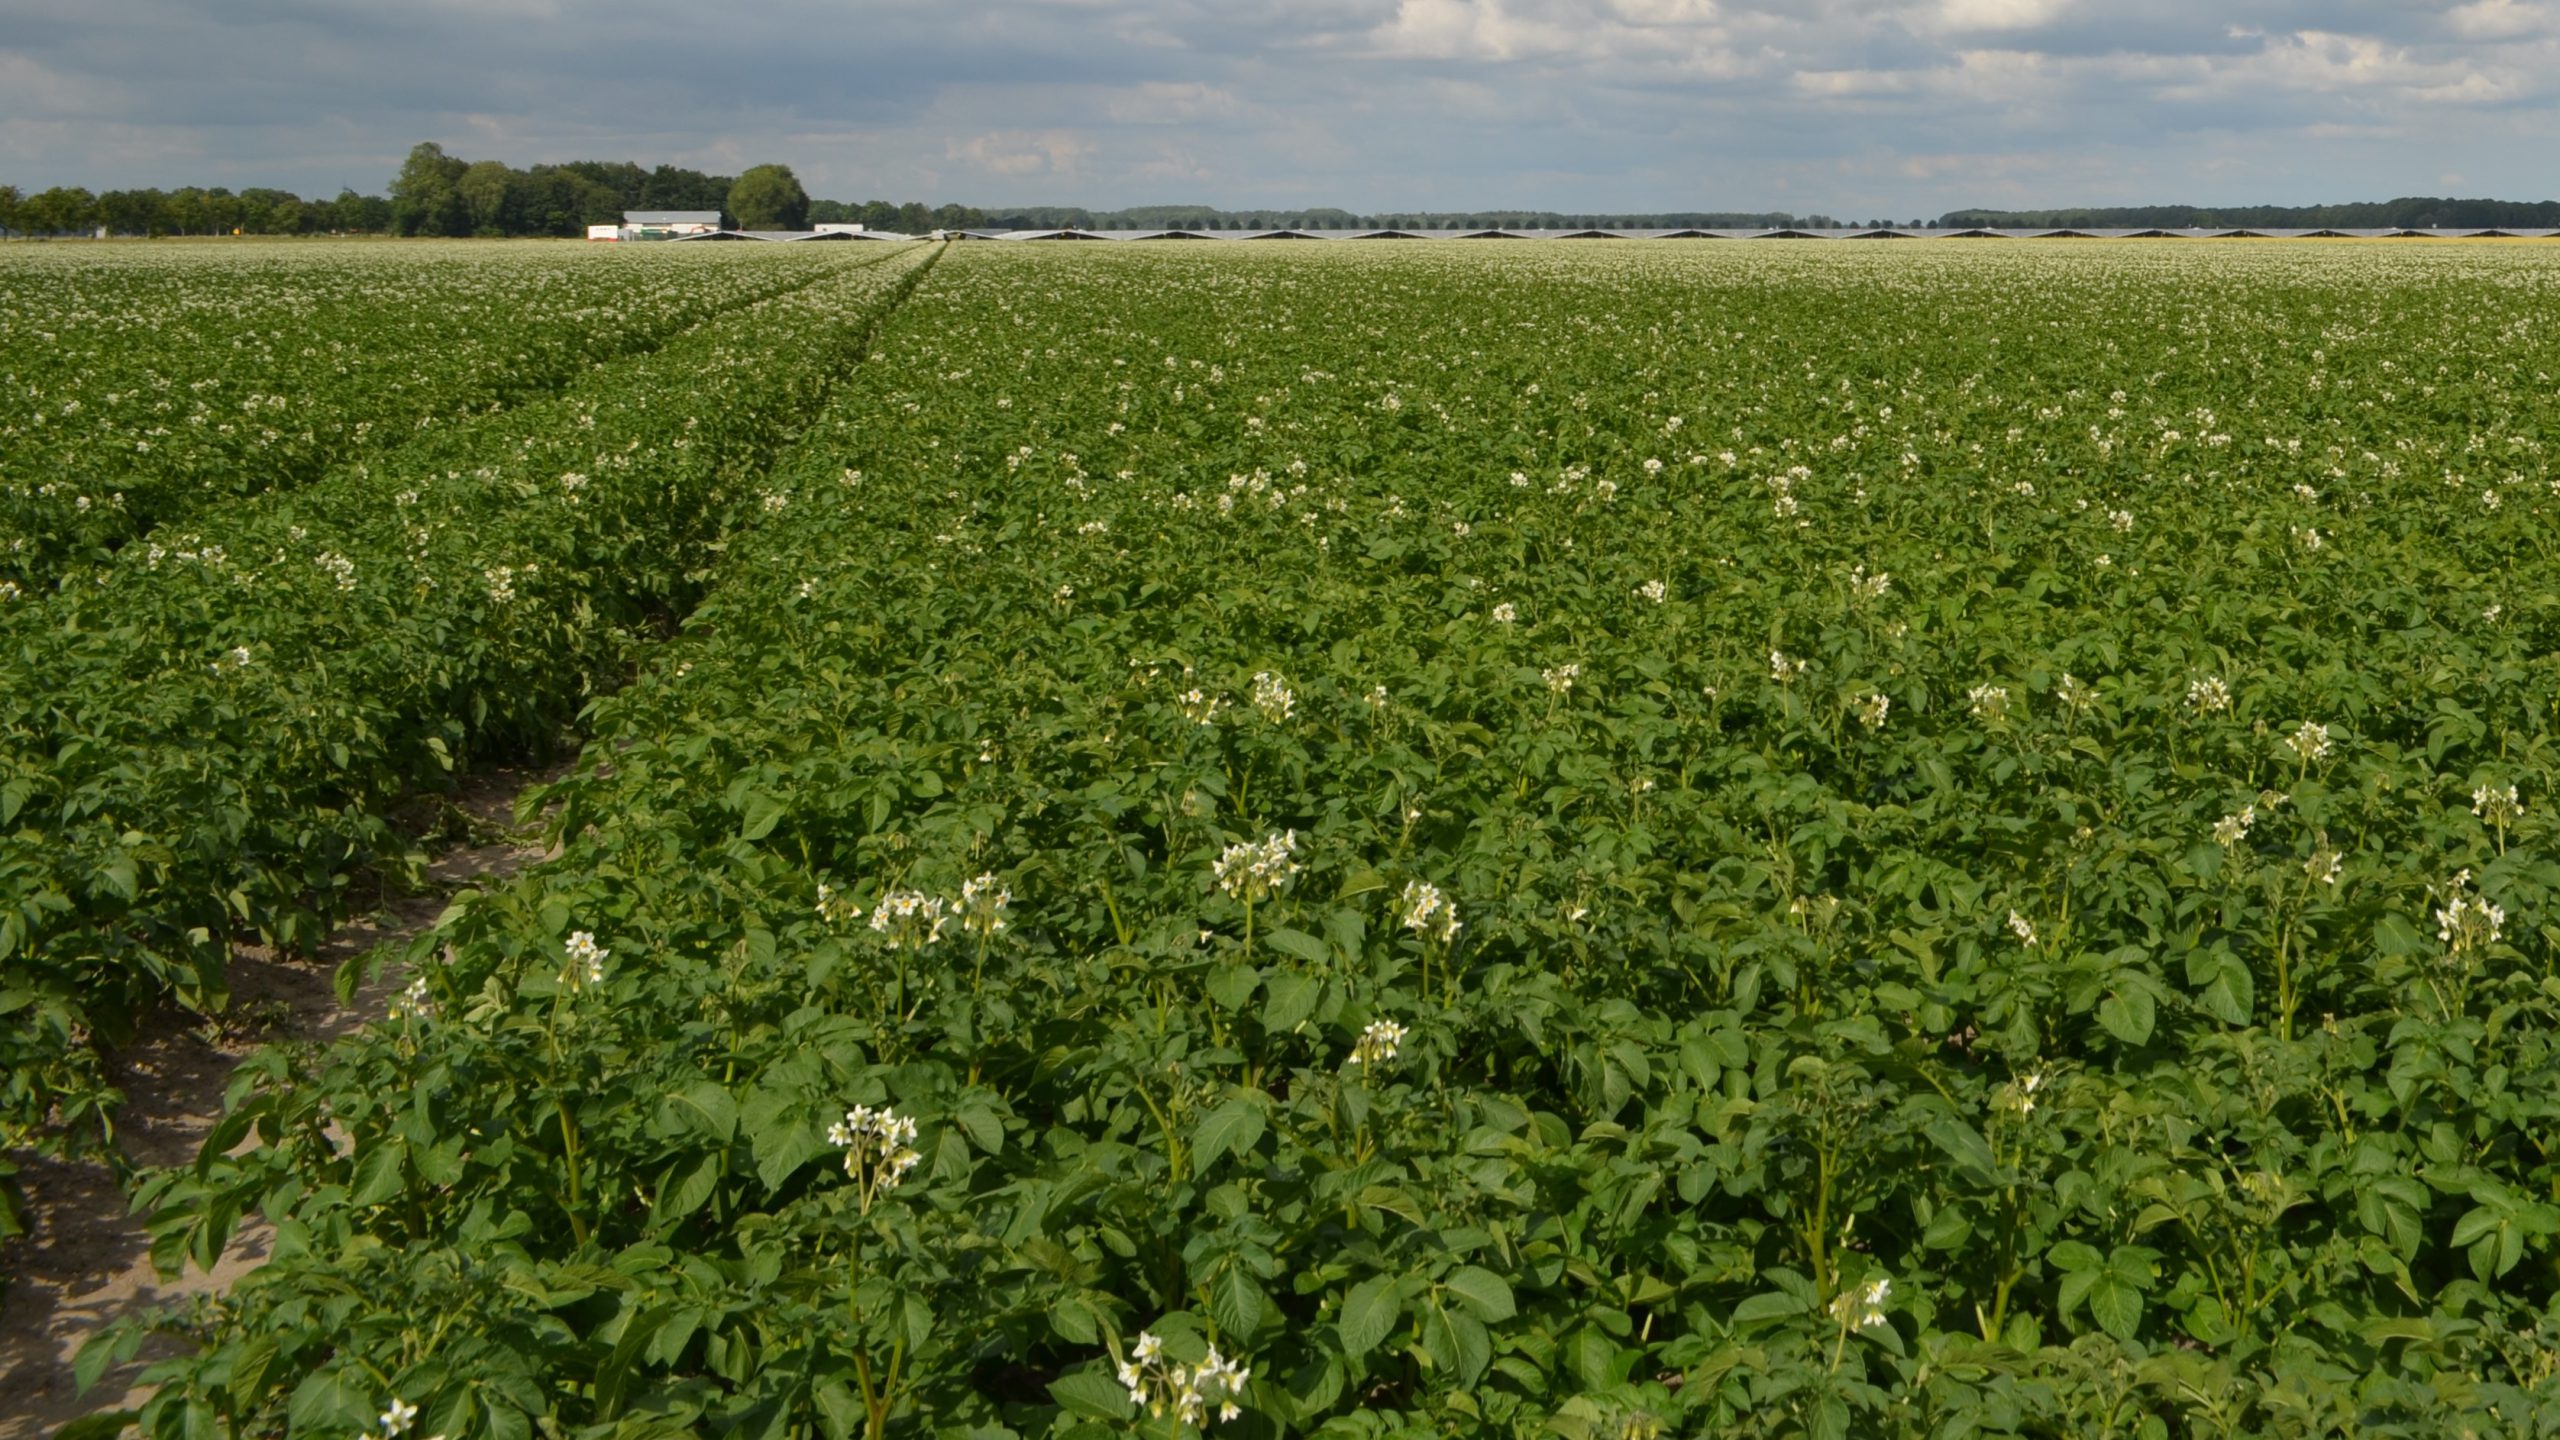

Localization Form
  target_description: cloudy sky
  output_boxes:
[4,0,2556,214]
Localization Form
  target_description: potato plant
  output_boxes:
[0,244,935,1200]
[73,240,2560,1436]
[0,242,845,589]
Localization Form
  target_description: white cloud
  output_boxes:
[1934,0,2066,32]
[1,0,2556,211]
[945,128,1096,177]
[2444,0,2555,39]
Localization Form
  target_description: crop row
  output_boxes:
[115,242,2560,1437]
[0,244,936,1200]
[0,242,847,589]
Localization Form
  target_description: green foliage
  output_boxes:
[0,243,937,1180]
[53,239,2560,1436]
[729,165,813,233]
[0,241,848,588]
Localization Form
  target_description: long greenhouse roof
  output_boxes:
[634,224,2560,244]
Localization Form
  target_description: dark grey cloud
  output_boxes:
[3,0,2556,211]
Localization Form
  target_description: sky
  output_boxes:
[3,0,2557,215]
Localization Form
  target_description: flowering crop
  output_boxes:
[96,240,2560,1440]
[1213,830,1302,903]
[0,241,841,590]
[0,242,936,1185]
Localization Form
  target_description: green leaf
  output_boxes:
[1567,1328,1620,1390]
[745,1098,830,1194]
[2198,953,2253,1025]
[2450,1204,2505,1248]
[1336,867,1391,898]
[1443,1265,1516,1322]
[593,1305,674,1419]
[2047,1240,2104,1272]
[2096,985,2155,1045]
[2057,1266,2099,1317]
[96,853,139,904]
[1728,1290,1808,1326]
[1448,1309,1493,1387]
[285,1369,372,1437]
[952,1103,1004,1155]
[1049,1296,1100,1345]
[1211,1264,1267,1337]
[1262,971,1320,1032]
[813,1382,863,1440]
[1338,1275,1400,1357]
[2373,912,2429,957]
[1204,963,1260,1011]
[2181,1296,2238,1345]
[1924,1119,1998,1184]
[1049,1367,1134,1422]
[2362,1316,2436,1345]
[667,1081,738,1143]
[485,1398,535,1440]
[1920,1206,1973,1251]
[2087,1277,2144,1340]
[737,792,786,842]
[1191,1097,1266,1173]
[349,1136,406,1208]
[649,1153,721,1230]
[1264,926,1331,965]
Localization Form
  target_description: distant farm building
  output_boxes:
[623,210,722,239]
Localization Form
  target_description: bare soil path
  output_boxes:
[0,766,560,1438]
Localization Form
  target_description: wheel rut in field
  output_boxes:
[0,766,557,1438]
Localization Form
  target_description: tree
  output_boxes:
[565,174,626,228]
[390,142,469,236]
[642,163,731,211]
[98,189,167,236]
[0,184,20,237]
[200,188,245,235]
[240,188,307,234]
[559,159,648,212]
[457,160,513,235]
[22,187,98,236]
[329,190,393,233]
[727,164,810,230]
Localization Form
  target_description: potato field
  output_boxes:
[9,238,2560,1439]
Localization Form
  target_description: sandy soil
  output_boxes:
[0,766,559,1439]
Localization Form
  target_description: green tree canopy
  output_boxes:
[389,141,469,237]
[21,187,98,236]
[457,160,512,235]
[727,164,810,231]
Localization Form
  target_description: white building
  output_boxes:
[622,210,722,239]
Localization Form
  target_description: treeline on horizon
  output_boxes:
[0,143,987,239]
[4,142,2557,238]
